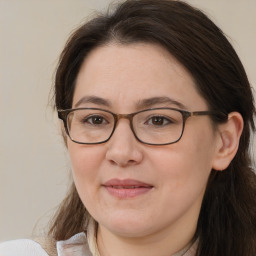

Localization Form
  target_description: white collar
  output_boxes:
[56,232,92,256]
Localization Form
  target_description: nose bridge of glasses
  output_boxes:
[114,113,134,130]
[116,113,133,122]
[113,113,135,135]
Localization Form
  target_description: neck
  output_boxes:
[96,220,196,256]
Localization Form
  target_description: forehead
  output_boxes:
[73,43,207,111]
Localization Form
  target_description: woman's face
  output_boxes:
[68,43,220,240]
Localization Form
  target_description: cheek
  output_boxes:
[68,142,101,170]
[67,143,105,191]
[148,129,216,193]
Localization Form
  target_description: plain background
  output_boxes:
[0,0,255,241]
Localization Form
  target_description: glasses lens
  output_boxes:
[67,109,114,144]
[133,109,184,144]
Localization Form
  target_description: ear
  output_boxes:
[212,112,244,171]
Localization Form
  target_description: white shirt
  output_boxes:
[0,232,92,256]
[0,239,49,256]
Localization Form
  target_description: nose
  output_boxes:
[105,119,143,167]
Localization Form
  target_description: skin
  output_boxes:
[67,43,226,256]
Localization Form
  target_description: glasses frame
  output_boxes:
[58,107,228,145]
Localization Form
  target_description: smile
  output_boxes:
[103,179,153,199]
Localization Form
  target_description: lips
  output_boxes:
[103,179,153,199]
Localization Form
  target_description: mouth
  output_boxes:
[103,179,153,199]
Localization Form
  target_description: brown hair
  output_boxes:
[49,1,256,255]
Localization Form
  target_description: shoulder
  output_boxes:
[0,233,93,256]
[0,239,49,256]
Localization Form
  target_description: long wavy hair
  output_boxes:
[49,1,256,255]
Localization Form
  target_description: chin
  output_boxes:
[108,224,153,238]
[98,213,157,238]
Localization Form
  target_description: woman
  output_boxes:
[1,0,255,255]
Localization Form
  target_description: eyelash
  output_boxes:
[83,115,109,125]
[145,116,173,126]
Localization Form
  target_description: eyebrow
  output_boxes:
[74,96,112,108]
[74,95,186,110]
[136,96,187,110]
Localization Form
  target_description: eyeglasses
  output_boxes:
[58,107,227,145]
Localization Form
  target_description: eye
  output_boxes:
[146,116,172,126]
[84,115,108,125]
